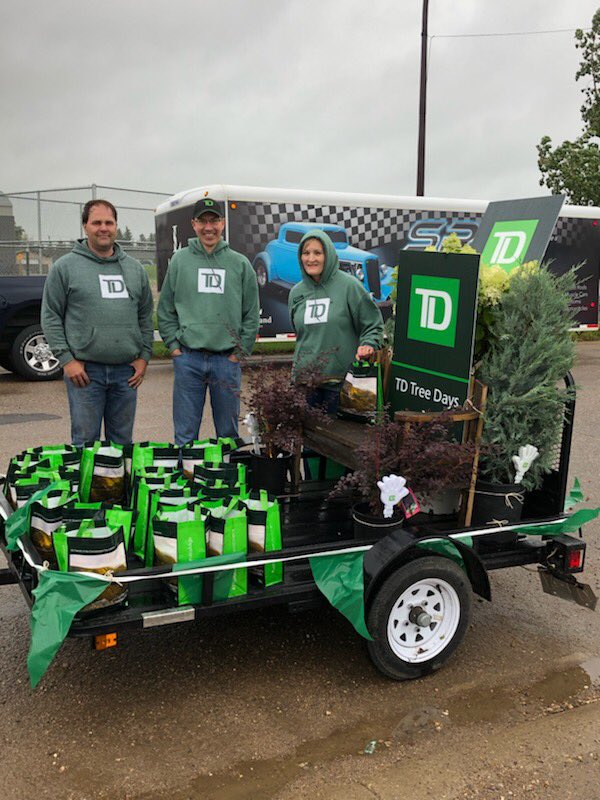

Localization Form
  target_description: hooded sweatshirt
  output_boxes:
[157,238,260,355]
[41,240,154,367]
[288,229,383,382]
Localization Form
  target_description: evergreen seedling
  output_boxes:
[478,264,576,490]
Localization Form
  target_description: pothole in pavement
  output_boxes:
[135,657,600,800]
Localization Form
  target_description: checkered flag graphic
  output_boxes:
[231,201,481,258]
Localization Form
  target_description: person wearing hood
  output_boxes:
[288,229,383,414]
[41,199,154,446]
[157,198,260,444]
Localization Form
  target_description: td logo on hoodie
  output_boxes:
[304,298,330,325]
[198,268,226,294]
[99,275,128,299]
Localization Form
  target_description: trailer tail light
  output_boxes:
[93,633,117,651]
[568,549,584,570]
[546,534,586,574]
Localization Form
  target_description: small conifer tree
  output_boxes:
[478,265,576,489]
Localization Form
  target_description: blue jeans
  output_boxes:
[64,362,137,446]
[307,386,341,416]
[172,348,241,445]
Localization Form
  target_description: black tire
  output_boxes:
[254,258,269,289]
[0,351,14,372]
[366,556,472,680]
[9,325,62,381]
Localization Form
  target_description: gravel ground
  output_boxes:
[0,345,599,799]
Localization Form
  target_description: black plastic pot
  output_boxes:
[352,502,405,541]
[249,452,292,496]
[471,480,524,549]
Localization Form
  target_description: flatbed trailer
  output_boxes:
[0,377,595,681]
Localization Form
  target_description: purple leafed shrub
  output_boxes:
[243,359,330,458]
[330,408,476,516]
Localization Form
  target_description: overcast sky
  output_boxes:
[1,0,597,220]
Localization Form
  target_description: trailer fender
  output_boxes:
[363,528,491,608]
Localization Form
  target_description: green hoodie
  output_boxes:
[288,229,383,382]
[157,238,260,355]
[41,240,154,367]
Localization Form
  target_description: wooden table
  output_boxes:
[302,417,372,470]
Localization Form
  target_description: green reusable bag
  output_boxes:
[12,473,77,509]
[143,489,195,567]
[28,490,81,565]
[6,446,80,489]
[195,479,249,508]
[133,476,190,565]
[130,468,187,513]
[193,461,247,487]
[180,440,224,479]
[79,444,126,503]
[338,360,383,422]
[152,502,206,605]
[53,523,128,612]
[207,500,248,600]
[130,442,179,482]
[241,490,283,587]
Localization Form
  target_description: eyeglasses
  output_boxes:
[195,216,223,226]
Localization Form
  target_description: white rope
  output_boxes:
[14,515,568,585]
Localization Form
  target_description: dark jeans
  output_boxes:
[172,347,241,445]
[307,386,341,416]
[64,362,137,446]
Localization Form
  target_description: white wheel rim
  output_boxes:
[387,578,461,664]
[23,335,59,373]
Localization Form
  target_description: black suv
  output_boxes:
[0,276,61,381]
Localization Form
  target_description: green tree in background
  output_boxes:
[537,9,600,205]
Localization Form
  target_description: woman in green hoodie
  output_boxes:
[288,229,383,413]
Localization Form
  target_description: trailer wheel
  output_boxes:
[10,326,62,381]
[254,258,269,289]
[367,556,472,680]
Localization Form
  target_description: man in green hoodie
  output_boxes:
[41,199,154,445]
[157,198,260,444]
[289,229,383,413]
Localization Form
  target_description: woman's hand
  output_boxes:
[355,345,375,361]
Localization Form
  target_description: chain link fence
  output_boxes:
[0,185,172,298]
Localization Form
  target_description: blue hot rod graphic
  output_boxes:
[252,222,393,302]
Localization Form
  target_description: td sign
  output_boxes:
[390,252,479,415]
[472,195,564,272]
[480,219,539,272]
[407,275,460,347]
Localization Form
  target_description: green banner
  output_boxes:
[514,508,600,537]
[28,570,107,688]
[309,552,372,640]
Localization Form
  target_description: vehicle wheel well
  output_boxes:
[365,542,489,613]
[1,304,42,346]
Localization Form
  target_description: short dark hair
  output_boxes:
[82,199,118,225]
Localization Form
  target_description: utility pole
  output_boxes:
[416,0,429,196]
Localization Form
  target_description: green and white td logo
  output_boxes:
[481,219,539,272]
[407,275,460,348]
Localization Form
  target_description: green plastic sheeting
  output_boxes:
[28,570,107,688]
[564,478,584,511]
[309,551,373,640]
[514,507,600,537]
